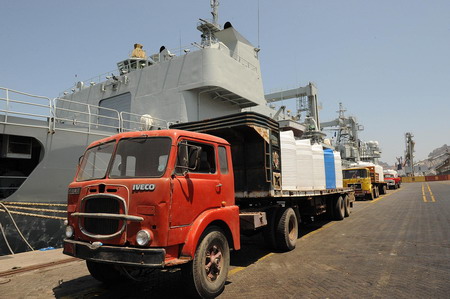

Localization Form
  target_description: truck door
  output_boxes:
[170,139,224,228]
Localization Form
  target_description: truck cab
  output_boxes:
[63,129,240,298]
[343,166,387,200]
[384,171,401,189]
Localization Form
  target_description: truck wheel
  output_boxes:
[367,190,374,201]
[275,207,298,251]
[380,185,387,195]
[334,196,345,221]
[183,227,229,299]
[374,187,379,198]
[344,195,351,217]
[86,260,122,284]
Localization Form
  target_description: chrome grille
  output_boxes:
[348,183,362,190]
[83,196,121,235]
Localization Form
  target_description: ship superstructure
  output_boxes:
[0,1,276,255]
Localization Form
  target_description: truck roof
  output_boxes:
[86,129,230,149]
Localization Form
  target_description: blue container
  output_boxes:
[323,148,336,189]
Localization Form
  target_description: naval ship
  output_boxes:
[1,1,325,255]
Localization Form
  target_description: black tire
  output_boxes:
[334,196,345,221]
[183,227,229,299]
[344,195,351,217]
[367,189,374,200]
[263,208,278,250]
[374,187,379,198]
[380,185,387,195]
[86,260,122,284]
[275,207,298,251]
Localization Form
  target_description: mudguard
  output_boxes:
[180,205,240,259]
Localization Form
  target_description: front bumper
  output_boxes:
[354,190,370,197]
[63,239,165,268]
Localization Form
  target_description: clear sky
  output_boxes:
[1,0,449,165]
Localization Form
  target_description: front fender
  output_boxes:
[180,205,240,259]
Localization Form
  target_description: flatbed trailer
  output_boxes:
[172,112,355,243]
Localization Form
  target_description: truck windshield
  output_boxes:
[77,141,115,181]
[384,174,394,178]
[343,169,367,179]
[109,137,171,178]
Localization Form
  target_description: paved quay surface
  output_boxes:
[0,182,449,298]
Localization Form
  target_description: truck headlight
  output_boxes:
[136,230,151,246]
[65,225,74,238]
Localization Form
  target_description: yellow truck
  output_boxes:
[343,165,387,200]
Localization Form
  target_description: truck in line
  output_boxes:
[384,169,401,189]
[63,112,355,298]
[342,164,388,200]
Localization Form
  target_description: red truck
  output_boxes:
[63,112,354,298]
[384,170,401,189]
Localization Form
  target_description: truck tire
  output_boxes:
[344,195,351,217]
[183,227,229,299]
[333,196,345,221]
[86,260,122,284]
[380,185,387,195]
[374,187,379,198]
[275,207,298,251]
[366,189,374,201]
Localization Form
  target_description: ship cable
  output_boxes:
[0,203,34,252]
[1,204,66,214]
[0,208,65,220]
[1,201,67,207]
[0,222,14,255]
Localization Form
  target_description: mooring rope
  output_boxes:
[0,203,34,251]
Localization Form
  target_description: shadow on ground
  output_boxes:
[52,221,330,298]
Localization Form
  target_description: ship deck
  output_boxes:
[1,181,449,298]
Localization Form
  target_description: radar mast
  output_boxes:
[197,0,221,46]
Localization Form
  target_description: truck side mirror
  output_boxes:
[176,143,201,174]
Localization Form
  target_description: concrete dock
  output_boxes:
[1,181,449,298]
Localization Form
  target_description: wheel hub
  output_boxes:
[205,245,222,281]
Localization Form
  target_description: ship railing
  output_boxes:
[53,98,121,136]
[0,87,53,130]
[59,69,119,97]
[120,111,170,132]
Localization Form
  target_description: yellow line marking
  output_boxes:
[426,183,436,202]
[301,221,338,240]
[422,183,428,202]
[228,266,245,276]
[228,252,274,276]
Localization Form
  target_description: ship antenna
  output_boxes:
[257,0,260,48]
[211,0,219,27]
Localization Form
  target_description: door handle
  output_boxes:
[215,183,222,193]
